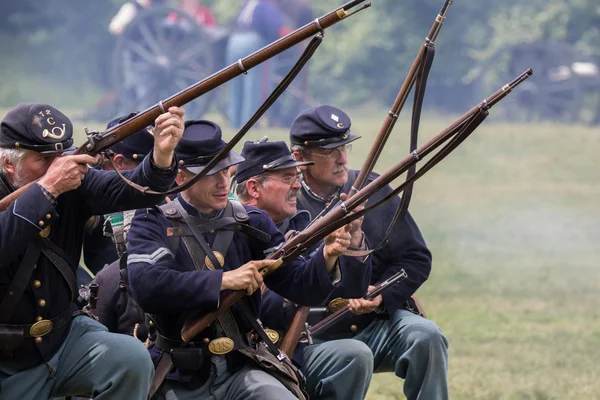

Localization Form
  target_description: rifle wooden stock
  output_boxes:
[0,0,370,213]
[352,0,453,193]
[278,306,310,357]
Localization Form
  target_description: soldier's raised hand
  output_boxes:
[38,154,98,197]
[323,226,352,268]
[153,106,185,168]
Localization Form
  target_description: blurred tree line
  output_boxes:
[0,0,598,109]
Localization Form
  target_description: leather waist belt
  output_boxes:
[0,309,72,339]
[155,333,247,356]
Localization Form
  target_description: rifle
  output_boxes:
[0,0,371,212]
[180,70,534,344]
[309,269,408,338]
[278,0,454,358]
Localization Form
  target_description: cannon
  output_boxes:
[110,6,227,119]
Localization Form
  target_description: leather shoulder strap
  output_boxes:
[159,201,182,220]
[230,200,249,223]
[0,240,42,321]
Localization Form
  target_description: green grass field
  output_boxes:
[5,105,600,399]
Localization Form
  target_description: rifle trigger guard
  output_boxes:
[237,59,248,74]
[313,18,324,34]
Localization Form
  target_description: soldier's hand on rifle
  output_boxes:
[322,226,352,271]
[221,260,275,295]
[348,285,382,315]
[153,106,185,169]
[38,154,99,197]
[340,193,365,248]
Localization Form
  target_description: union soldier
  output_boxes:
[82,113,156,276]
[83,113,157,340]
[290,105,450,400]
[127,120,368,399]
[0,103,184,399]
[233,138,374,400]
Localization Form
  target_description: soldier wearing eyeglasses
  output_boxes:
[290,105,450,400]
[233,139,374,400]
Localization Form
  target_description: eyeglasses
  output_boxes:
[308,144,352,160]
[266,171,303,186]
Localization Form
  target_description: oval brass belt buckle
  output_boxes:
[30,319,53,337]
[328,297,349,313]
[208,337,234,355]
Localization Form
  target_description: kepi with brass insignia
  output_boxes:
[289,105,360,149]
[0,103,75,153]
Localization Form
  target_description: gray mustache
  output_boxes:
[286,189,300,201]
[332,164,349,174]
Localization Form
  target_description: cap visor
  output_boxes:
[185,151,245,176]
[40,145,77,155]
[319,133,361,149]
[270,160,314,170]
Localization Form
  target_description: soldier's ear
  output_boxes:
[1,156,16,176]
[113,154,128,170]
[245,178,261,199]
[175,169,189,185]
[292,151,304,162]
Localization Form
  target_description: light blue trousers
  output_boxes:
[157,356,298,400]
[353,310,449,400]
[157,339,373,400]
[302,339,373,400]
[225,32,268,128]
[0,315,154,399]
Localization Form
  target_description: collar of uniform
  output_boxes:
[300,178,342,204]
[176,193,225,220]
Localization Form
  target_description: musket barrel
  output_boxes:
[352,0,454,192]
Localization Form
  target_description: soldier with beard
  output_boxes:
[233,138,374,400]
[289,105,450,400]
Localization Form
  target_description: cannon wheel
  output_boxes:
[476,42,595,124]
[111,6,216,119]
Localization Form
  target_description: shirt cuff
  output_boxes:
[329,260,342,285]
[37,183,57,207]
[149,151,177,176]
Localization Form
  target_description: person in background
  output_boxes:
[226,0,292,128]
[81,113,156,280]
